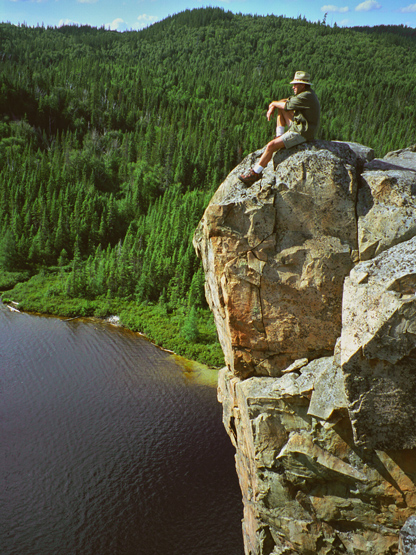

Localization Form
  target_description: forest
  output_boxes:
[0,8,415,365]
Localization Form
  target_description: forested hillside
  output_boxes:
[1,8,415,363]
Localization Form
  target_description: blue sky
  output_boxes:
[2,0,416,30]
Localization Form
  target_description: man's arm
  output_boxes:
[266,99,288,121]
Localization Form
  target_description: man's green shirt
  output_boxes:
[285,89,321,141]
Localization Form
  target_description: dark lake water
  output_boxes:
[0,303,244,555]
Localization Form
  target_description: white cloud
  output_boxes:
[321,4,349,12]
[355,0,381,11]
[136,14,158,28]
[107,18,128,31]
[58,18,80,26]
[400,3,416,11]
[77,0,98,4]
[137,14,158,23]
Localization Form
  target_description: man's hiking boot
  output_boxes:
[238,168,262,186]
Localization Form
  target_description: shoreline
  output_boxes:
[2,300,219,369]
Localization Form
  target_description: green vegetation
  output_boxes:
[1,9,416,365]
[1,272,224,366]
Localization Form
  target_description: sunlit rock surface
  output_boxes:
[219,365,416,555]
[399,516,416,555]
[194,142,416,554]
[194,141,373,378]
[358,145,416,261]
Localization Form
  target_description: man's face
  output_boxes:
[292,83,306,95]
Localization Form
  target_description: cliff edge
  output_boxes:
[193,141,416,554]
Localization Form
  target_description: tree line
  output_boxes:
[0,8,415,323]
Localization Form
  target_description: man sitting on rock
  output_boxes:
[239,71,321,186]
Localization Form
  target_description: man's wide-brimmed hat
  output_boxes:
[290,71,312,85]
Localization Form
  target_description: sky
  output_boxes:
[2,0,416,31]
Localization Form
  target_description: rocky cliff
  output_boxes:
[193,141,416,554]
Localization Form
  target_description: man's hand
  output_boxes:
[266,99,287,121]
[266,103,275,121]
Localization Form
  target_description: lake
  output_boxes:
[0,303,243,555]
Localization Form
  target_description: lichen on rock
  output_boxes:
[193,140,370,378]
[194,141,416,554]
[341,235,416,450]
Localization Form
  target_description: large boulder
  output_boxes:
[341,235,416,450]
[193,141,373,378]
[357,145,416,261]
[219,364,416,555]
[195,142,416,555]
[400,516,416,555]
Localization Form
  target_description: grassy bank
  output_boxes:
[0,271,224,368]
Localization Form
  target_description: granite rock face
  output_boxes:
[399,516,416,555]
[341,236,416,450]
[193,141,373,378]
[219,366,416,555]
[194,142,416,554]
[358,145,416,261]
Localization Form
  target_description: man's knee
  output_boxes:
[266,137,285,152]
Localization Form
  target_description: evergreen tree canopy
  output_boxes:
[1,8,415,310]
